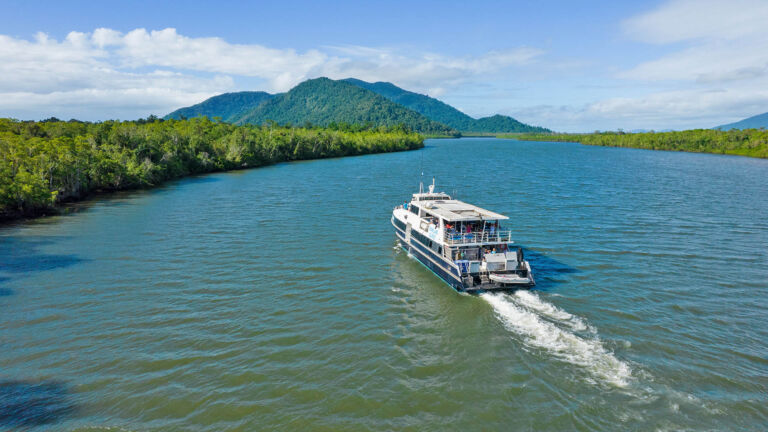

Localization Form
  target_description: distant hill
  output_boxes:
[163,77,550,134]
[342,78,477,130]
[233,78,458,135]
[164,91,273,122]
[343,78,550,133]
[472,114,548,133]
[716,112,768,130]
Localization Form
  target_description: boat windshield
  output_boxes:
[444,220,502,234]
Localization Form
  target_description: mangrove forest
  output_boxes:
[507,129,768,159]
[0,117,423,220]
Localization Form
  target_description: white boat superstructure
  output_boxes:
[391,179,535,293]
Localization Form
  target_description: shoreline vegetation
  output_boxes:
[0,117,423,222]
[504,129,768,159]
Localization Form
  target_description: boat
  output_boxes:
[392,179,535,293]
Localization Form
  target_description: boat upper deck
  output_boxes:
[413,198,509,222]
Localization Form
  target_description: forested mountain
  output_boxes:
[233,78,458,135]
[716,112,768,130]
[472,114,549,133]
[164,91,274,122]
[342,78,477,130]
[343,78,550,133]
[163,77,550,134]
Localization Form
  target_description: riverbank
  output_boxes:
[0,117,423,222]
[503,129,768,159]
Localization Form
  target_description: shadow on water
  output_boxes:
[25,173,225,221]
[522,248,580,292]
[0,237,85,274]
[172,173,222,185]
[0,237,87,297]
[0,277,11,296]
[0,380,76,428]
[395,241,579,293]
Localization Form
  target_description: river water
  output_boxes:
[1,138,767,431]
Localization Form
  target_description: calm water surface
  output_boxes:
[1,138,767,431]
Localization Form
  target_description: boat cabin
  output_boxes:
[392,180,535,289]
[400,189,521,271]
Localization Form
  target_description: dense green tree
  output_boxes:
[0,117,423,220]
[343,78,550,133]
[164,91,274,122]
[507,129,768,159]
[234,78,459,136]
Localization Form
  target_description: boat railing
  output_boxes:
[444,230,513,245]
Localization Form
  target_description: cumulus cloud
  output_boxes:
[322,45,541,93]
[623,0,768,44]
[0,27,541,120]
[511,86,768,132]
[530,0,768,131]
[620,0,768,83]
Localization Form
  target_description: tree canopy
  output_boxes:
[233,78,459,136]
[0,117,423,219]
[507,129,768,159]
[343,78,550,133]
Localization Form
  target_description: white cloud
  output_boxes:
[620,0,768,83]
[512,86,768,132]
[116,28,329,90]
[321,45,542,92]
[623,0,768,44]
[518,0,768,131]
[0,27,541,120]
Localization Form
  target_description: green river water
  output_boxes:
[1,138,767,430]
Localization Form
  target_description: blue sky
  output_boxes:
[2,0,768,131]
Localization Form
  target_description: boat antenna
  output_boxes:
[429,177,435,194]
[419,145,424,193]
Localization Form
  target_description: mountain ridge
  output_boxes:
[164,91,273,122]
[342,78,550,133]
[233,78,457,135]
[716,111,768,130]
[163,77,549,134]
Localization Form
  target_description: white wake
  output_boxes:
[482,292,631,387]
[512,290,593,332]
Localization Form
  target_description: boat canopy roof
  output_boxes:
[416,199,509,222]
[412,192,452,201]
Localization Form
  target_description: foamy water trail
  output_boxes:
[513,290,592,332]
[482,292,631,387]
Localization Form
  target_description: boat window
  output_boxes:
[410,205,419,215]
[411,230,432,249]
[393,218,406,231]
